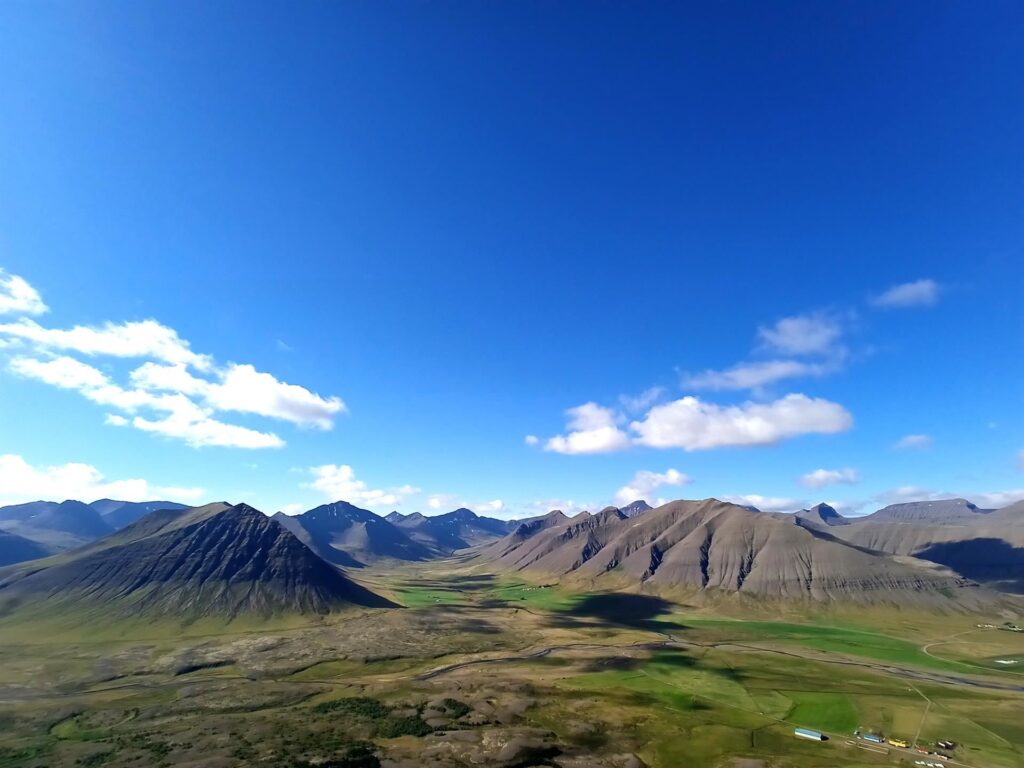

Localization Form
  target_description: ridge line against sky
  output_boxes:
[0,4,1020,518]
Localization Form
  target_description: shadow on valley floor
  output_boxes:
[549,593,689,634]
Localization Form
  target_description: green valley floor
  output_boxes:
[1,559,1022,768]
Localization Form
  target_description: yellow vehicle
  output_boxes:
[888,738,909,748]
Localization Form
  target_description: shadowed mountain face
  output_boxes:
[0,503,390,619]
[0,500,113,539]
[0,529,51,567]
[272,501,436,567]
[619,500,652,518]
[394,507,515,552]
[831,498,1024,591]
[0,499,197,563]
[485,499,991,607]
[90,499,190,529]
[795,503,849,527]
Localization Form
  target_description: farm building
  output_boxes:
[794,727,825,741]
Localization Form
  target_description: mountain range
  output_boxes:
[0,502,389,620]
[0,493,1021,622]
[482,498,1001,608]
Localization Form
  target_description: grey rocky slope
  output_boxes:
[272,501,436,567]
[392,507,515,552]
[832,498,1024,593]
[855,498,995,524]
[0,502,390,619]
[484,498,994,607]
[794,502,850,527]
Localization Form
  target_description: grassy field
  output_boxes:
[0,560,1021,768]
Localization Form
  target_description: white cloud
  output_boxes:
[799,467,860,489]
[631,393,852,451]
[872,279,939,308]
[722,494,803,513]
[520,498,594,517]
[614,468,691,506]
[279,503,305,516]
[545,402,631,454]
[893,434,932,450]
[0,453,203,506]
[427,494,455,510]
[205,364,345,429]
[129,361,345,429]
[132,404,285,449]
[619,387,664,413]
[757,313,842,356]
[0,271,48,316]
[524,434,540,446]
[10,355,109,390]
[684,359,831,391]
[129,361,208,395]
[0,318,212,369]
[426,493,503,515]
[0,273,348,448]
[10,355,285,449]
[306,464,420,510]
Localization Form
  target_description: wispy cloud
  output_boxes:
[757,312,843,356]
[799,467,860,489]
[872,279,940,308]
[684,359,833,391]
[682,311,846,393]
[0,270,48,316]
[893,434,932,450]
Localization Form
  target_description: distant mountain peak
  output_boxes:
[861,498,993,523]
[438,507,479,521]
[619,500,652,518]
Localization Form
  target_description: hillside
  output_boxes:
[484,498,993,607]
[272,501,436,567]
[0,529,51,567]
[0,502,390,619]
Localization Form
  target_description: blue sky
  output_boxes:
[0,2,1021,517]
